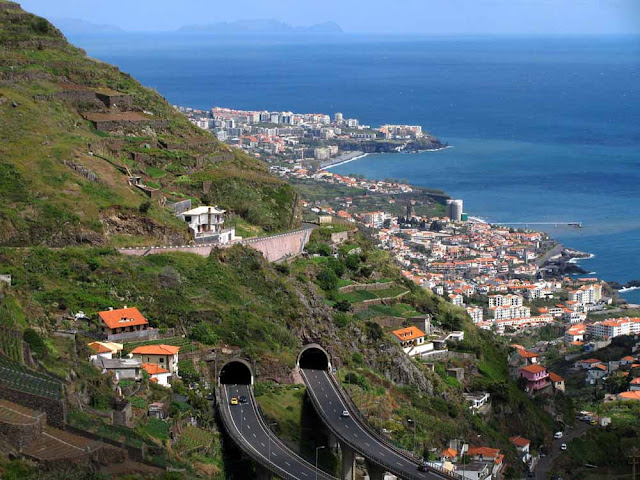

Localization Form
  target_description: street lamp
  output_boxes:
[315,446,326,480]
[268,422,277,461]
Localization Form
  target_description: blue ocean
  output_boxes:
[69,33,640,302]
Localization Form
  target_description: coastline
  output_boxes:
[322,151,369,169]
[323,144,452,170]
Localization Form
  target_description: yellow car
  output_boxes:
[230,396,239,405]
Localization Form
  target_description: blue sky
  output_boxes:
[20,0,640,34]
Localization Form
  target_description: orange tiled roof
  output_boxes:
[142,363,169,375]
[88,342,111,354]
[630,378,640,385]
[98,307,148,330]
[518,349,539,359]
[618,391,640,401]
[549,372,564,383]
[130,344,180,356]
[622,356,636,361]
[521,364,547,374]
[466,446,501,458]
[391,326,425,342]
[509,436,530,448]
[441,447,457,458]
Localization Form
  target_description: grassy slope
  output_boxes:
[0,1,298,247]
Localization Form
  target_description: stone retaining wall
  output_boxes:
[0,409,46,450]
[338,281,395,294]
[0,387,65,428]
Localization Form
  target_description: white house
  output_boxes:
[178,206,236,244]
[130,344,180,377]
[143,363,171,387]
[88,341,123,364]
[390,326,433,357]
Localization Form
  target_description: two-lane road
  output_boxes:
[302,369,456,480]
[222,384,336,480]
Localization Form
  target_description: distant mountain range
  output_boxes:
[51,18,123,34]
[178,19,343,34]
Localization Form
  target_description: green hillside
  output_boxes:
[0,3,562,479]
[0,0,299,247]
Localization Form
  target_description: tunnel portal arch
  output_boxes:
[297,344,332,371]
[219,358,254,385]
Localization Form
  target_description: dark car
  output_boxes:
[418,462,429,472]
[239,395,248,404]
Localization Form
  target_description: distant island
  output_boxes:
[50,17,123,35]
[178,19,343,34]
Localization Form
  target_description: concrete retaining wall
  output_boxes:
[117,228,313,263]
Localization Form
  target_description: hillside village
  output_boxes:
[0,3,639,480]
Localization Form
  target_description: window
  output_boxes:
[159,358,164,363]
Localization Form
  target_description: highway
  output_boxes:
[302,368,458,480]
[220,384,337,480]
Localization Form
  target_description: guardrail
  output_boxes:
[215,387,336,480]
[303,370,460,480]
[329,372,461,480]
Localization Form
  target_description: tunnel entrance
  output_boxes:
[298,344,331,370]
[219,359,253,385]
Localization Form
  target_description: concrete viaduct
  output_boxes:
[216,346,460,480]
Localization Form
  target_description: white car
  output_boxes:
[554,431,563,439]
[561,443,567,451]
[341,410,350,418]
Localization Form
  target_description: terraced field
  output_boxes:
[0,398,42,425]
[22,426,99,461]
[0,353,63,399]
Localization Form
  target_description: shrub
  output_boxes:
[191,322,218,345]
[306,242,331,256]
[365,321,383,341]
[139,200,152,213]
[23,328,47,358]
[334,300,352,312]
[317,267,338,292]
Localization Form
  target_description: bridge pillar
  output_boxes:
[329,431,339,451]
[365,460,386,480]
[341,444,356,480]
[256,465,271,480]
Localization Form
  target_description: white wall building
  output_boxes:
[179,206,236,244]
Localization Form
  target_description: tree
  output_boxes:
[317,267,338,292]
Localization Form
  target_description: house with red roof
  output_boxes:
[620,355,636,366]
[574,358,603,370]
[629,377,640,391]
[510,436,531,464]
[519,364,550,394]
[618,391,640,401]
[130,344,180,377]
[142,363,171,387]
[549,372,565,393]
[390,326,433,357]
[98,307,149,337]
